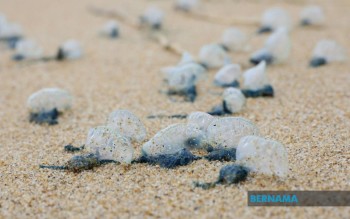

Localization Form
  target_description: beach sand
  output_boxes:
[0,0,349,218]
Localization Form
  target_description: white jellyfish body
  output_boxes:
[223,88,246,113]
[175,0,199,12]
[187,112,215,132]
[221,28,248,52]
[86,126,134,163]
[206,117,259,149]
[236,135,288,177]
[27,88,73,113]
[300,6,325,26]
[106,110,147,143]
[243,61,269,90]
[57,40,82,60]
[311,40,347,63]
[259,7,292,33]
[214,64,241,87]
[142,123,205,156]
[0,22,22,39]
[14,39,43,60]
[166,62,206,92]
[101,20,119,38]
[140,6,164,29]
[251,28,290,65]
[199,44,230,68]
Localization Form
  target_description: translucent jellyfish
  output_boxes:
[86,126,134,163]
[223,88,246,113]
[206,117,259,149]
[175,0,199,12]
[165,62,206,102]
[214,64,241,87]
[199,44,230,69]
[56,40,83,60]
[300,6,325,26]
[309,40,347,67]
[101,20,119,38]
[236,135,289,177]
[27,88,73,113]
[221,28,248,52]
[140,6,164,29]
[142,123,205,156]
[242,61,274,97]
[0,22,22,39]
[13,39,43,61]
[258,7,292,33]
[106,110,147,143]
[250,28,291,65]
[187,111,215,132]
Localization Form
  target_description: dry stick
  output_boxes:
[88,6,185,56]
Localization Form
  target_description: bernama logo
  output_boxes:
[250,194,299,203]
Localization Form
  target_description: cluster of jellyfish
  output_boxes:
[31,88,288,189]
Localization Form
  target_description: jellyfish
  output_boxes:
[198,44,231,69]
[208,88,246,116]
[140,6,164,30]
[106,110,147,143]
[140,123,204,168]
[56,40,83,60]
[12,39,43,61]
[214,64,241,87]
[85,126,134,164]
[300,6,325,26]
[258,7,292,33]
[236,135,289,177]
[309,40,347,67]
[187,111,215,133]
[194,164,249,189]
[165,62,206,102]
[206,117,259,149]
[250,28,291,65]
[101,20,119,38]
[0,18,23,48]
[175,0,199,12]
[241,61,274,98]
[220,28,248,52]
[27,88,73,125]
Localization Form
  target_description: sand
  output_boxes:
[0,0,349,218]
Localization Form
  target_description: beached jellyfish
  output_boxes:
[208,88,245,116]
[222,88,246,113]
[101,20,119,38]
[300,6,325,26]
[140,6,164,30]
[166,62,206,102]
[86,126,134,164]
[199,44,230,69]
[309,40,347,67]
[206,117,259,149]
[13,39,43,61]
[106,110,147,143]
[194,164,249,189]
[220,28,248,52]
[142,123,205,156]
[242,61,273,97]
[236,135,288,177]
[0,18,22,48]
[250,28,290,65]
[187,111,215,132]
[56,40,82,60]
[258,7,292,33]
[175,0,199,12]
[40,153,119,173]
[214,64,241,87]
[27,88,73,125]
